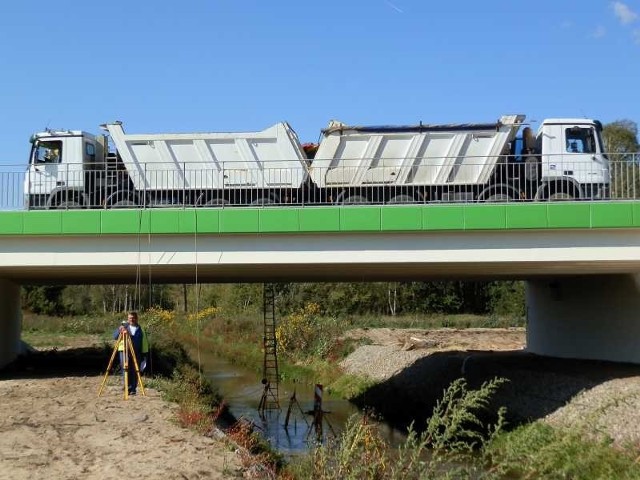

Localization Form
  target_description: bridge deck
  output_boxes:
[0,203,639,284]
[1,202,640,236]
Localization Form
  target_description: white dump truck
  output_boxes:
[23,115,609,209]
[309,115,609,203]
[25,121,309,209]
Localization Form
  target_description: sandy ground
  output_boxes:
[341,327,640,447]
[3,327,640,480]
[0,374,243,480]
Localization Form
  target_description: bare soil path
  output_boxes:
[0,349,242,480]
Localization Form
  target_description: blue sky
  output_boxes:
[1,1,638,167]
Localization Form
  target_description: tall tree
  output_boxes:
[22,285,65,315]
[603,120,640,199]
[603,120,639,160]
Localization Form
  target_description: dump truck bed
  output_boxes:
[105,122,308,191]
[309,115,525,188]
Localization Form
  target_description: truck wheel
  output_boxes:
[55,201,81,209]
[485,193,512,202]
[205,198,229,207]
[339,195,368,205]
[250,197,274,206]
[111,199,136,208]
[549,192,574,201]
[388,195,414,204]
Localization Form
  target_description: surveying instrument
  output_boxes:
[98,322,146,399]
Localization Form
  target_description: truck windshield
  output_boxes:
[565,127,596,154]
[32,140,62,164]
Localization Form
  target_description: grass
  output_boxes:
[338,313,524,330]
[22,312,121,335]
[21,331,106,348]
[150,361,226,433]
[485,422,640,480]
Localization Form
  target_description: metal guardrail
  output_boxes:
[1,153,639,210]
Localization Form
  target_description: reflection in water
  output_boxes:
[198,349,404,454]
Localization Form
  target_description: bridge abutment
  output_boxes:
[0,279,22,369]
[527,274,640,364]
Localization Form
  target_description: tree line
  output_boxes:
[21,280,526,319]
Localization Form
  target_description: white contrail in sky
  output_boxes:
[384,0,404,13]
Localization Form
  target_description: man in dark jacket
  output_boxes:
[113,311,149,395]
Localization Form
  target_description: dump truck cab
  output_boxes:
[25,129,107,209]
[533,118,609,200]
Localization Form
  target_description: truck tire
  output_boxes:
[549,192,574,201]
[388,195,414,204]
[485,193,512,202]
[251,197,275,206]
[205,198,229,207]
[55,200,81,209]
[339,195,368,205]
[111,199,136,208]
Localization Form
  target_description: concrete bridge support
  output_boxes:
[527,274,640,364]
[0,279,22,369]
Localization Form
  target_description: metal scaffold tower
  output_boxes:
[258,283,280,414]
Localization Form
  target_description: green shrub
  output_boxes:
[288,377,508,479]
[426,377,507,454]
[485,422,640,480]
[276,303,343,360]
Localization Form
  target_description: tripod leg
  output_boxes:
[258,381,272,418]
[123,335,129,400]
[127,337,146,396]
[98,333,123,397]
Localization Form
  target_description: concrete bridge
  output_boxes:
[2,202,640,367]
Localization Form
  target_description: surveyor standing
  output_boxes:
[113,311,149,395]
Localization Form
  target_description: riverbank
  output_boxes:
[10,321,640,479]
[340,327,640,447]
[0,337,245,480]
[182,312,640,448]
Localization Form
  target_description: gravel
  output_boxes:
[341,344,429,382]
[340,328,640,446]
[544,376,640,446]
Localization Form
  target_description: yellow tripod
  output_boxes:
[98,327,146,399]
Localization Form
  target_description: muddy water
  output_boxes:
[197,349,405,454]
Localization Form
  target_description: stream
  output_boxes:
[197,349,406,454]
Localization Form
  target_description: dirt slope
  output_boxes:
[341,327,640,446]
[341,327,524,380]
